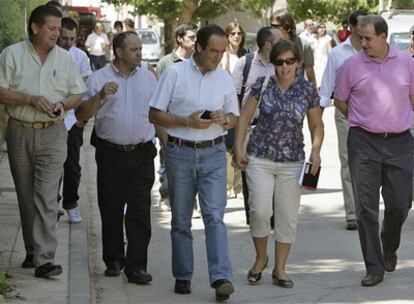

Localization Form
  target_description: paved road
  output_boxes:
[84,107,414,304]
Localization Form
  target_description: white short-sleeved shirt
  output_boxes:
[83,63,157,145]
[65,46,93,130]
[85,32,109,56]
[150,56,239,141]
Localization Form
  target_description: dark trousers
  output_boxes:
[62,124,84,210]
[89,55,107,71]
[93,135,156,271]
[348,127,413,275]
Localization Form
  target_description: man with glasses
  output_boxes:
[270,9,316,84]
[319,10,367,231]
[299,18,315,47]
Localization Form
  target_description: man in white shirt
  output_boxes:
[85,22,109,71]
[319,10,367,230]
[76,31,157,284]
[149,24,239,301]
[299,18,315,47]
[57,17,92,223]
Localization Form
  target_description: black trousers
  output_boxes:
[348,127,413,275]
[62,124,84,210]
[89,55,107,71]
[93,136,156,271]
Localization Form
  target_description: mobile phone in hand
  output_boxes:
[200,110,211,119]
[53,109,61,116]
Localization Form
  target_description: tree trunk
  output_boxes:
[179,0,198,22]
[163,19,177,55]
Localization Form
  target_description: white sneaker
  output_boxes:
[67,207,82,223]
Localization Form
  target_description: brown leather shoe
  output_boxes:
[361,274,383,287]
[384,252,397,272]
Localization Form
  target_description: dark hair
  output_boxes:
[113,31,138,58]
[175,23,198,45]
[124,18,135,29]
[270,9,296,39]
[349,9,368,27]
[256,26,274,50]
[196,24,225,50]
[46,0,62,8]
[359,15,388,37]
[224,22,246,57]
[114,21,123,30]
[61,17,77,32]
[28,4,62,37]
[270,40,300,66]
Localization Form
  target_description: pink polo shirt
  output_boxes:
[335,47,414,133]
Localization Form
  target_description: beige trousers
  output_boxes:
[6,120,67,266]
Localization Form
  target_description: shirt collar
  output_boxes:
[360,45,397,63]
[255,51,272,67]
[190,55,218,74]
[110,62,138,77]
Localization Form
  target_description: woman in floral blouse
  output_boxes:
[233,40,324,288]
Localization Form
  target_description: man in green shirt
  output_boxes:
[0,4,85,278]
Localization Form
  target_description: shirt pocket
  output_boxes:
[52,69,69,96]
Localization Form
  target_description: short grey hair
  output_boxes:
[359,15,388,38]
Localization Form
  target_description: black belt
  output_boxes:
[354,126,409,138]
[168,135,224,149]
[97,136,149,152]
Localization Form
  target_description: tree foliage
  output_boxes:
[0,0,45,51]
[287,0,378,24]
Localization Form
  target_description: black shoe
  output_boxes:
[346,220,358,231]
[104,261,123,277]
[125,268,152,285]
[34,262,62,278]
[21,255,35,269]
[211,279,234,302]
[174,280,191,294]
[384,252,397,272]
[361,274,384,287]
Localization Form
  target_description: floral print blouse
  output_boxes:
[247,76,320,162]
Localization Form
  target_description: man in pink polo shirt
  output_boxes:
[335,15,414,287]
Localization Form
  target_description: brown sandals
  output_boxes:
[272,274,294,288]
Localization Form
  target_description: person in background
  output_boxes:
[299,18,315,47]
[124,18,135,32]
[85,22,109,71]
[313,22,332,88]
[270,9,316,85]
[149,24,239,301]
[337,20,352,43]
[319,10,367,231]
[76,31,157,284]
[334,15,414,287]
[220,21,248,199]
[0,4,85,277]
[57,17,92,223]
[410,25,414,56]
[114,20,123,34]
[234,40,323,288]
[155,22,198,211]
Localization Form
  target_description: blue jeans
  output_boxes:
[165,141,232,283]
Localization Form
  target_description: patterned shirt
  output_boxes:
[247,76,320,162]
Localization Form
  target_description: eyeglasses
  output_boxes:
[271,24,284,30]
[230,31,242,37]
[274,57,297,66]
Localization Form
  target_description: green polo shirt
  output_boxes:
[0,39,86,122]
[156,51,183,78]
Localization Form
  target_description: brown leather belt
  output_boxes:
[97,136,149,152]
[355,126,409,138]
[10,117,62,129]
[168,135,224,149]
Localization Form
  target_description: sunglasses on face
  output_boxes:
[271,24,284,30]
[274,57,297,66]
[230,31,242,37]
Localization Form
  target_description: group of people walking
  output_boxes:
[0,2,413,302]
